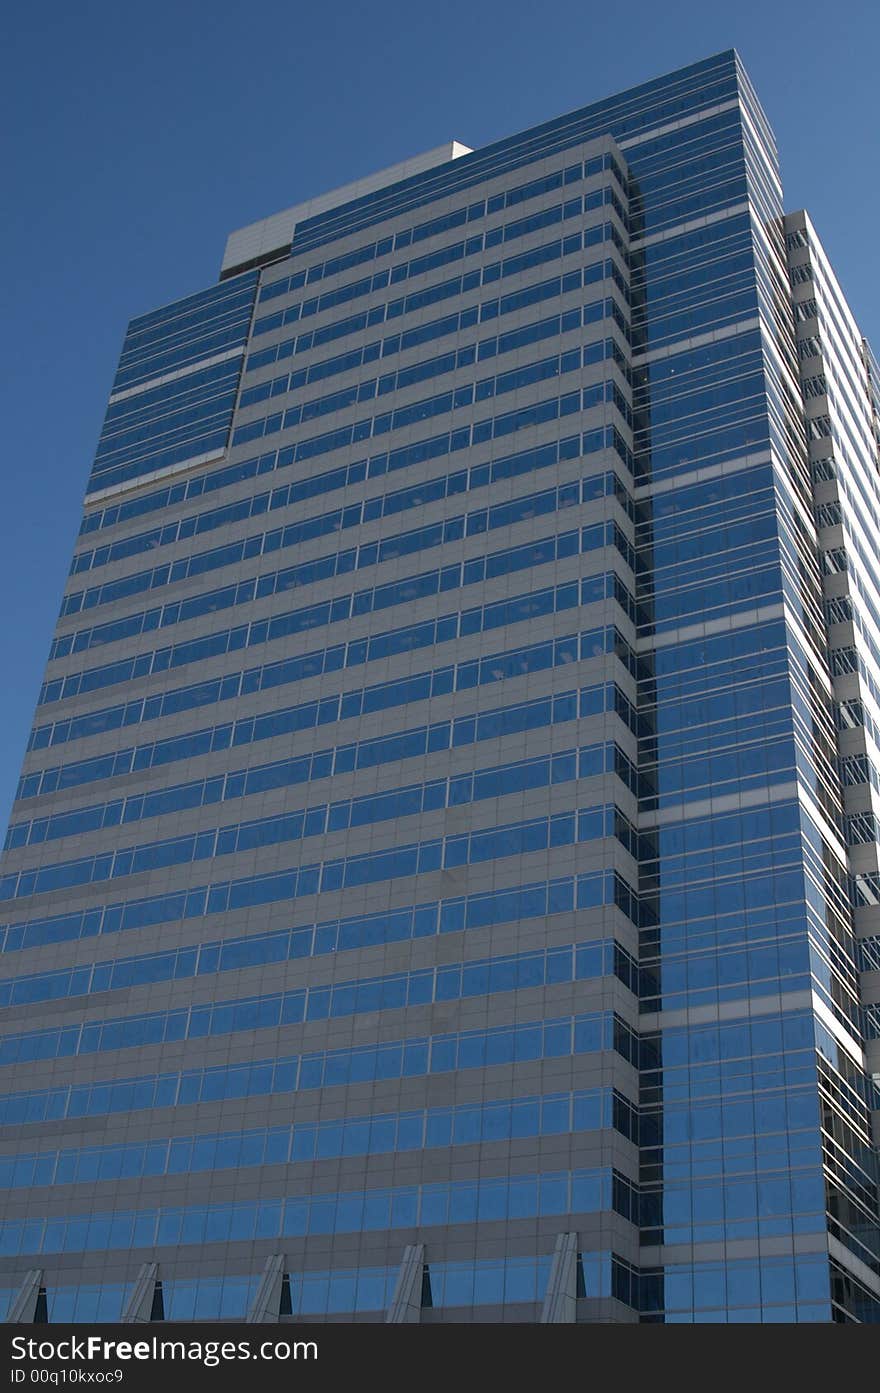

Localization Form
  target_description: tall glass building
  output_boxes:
[1,49,878,1325]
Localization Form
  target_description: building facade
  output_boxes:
[1,49,878,1324]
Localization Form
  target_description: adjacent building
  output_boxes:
[1,49,878,1324]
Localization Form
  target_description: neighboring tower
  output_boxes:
[0,50,877,1324]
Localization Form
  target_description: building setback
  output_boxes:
[1,49,879,1324]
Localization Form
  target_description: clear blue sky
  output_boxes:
[1,0,877,834]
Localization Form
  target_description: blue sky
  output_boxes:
[1,0,877,833]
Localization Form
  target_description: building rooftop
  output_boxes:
[221,140,472,277]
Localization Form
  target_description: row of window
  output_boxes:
[636,396,771,491]
[632,166,748,245]
[8,682,617,849]
[35,1247,692,1320]
[634,325,762,419]
[644,1084,822,1167]
[230,341,629,452]
[635,906,827,1000]
[0,935,636,1066]
[261,151,625,302]
[246,256,627,378]
[0,1086,629,1190]
[656,1254,833,1321]
[2,1252,628,1324]
[21,633,631,800]
[91,108,740,509]
[645,549,782,640]
[30,580,635,753]
[241,290,624,413]
[40,510,633,708]
[647,460,771,559]
[642,800,806,899]
[287,53,731,260]
[252,190,625,338]
[91,322,251,495]
[102,356,242,454]
[642,1008,819,1100]
[71,425,619,579]
[638,675,792,785]
[275,1253,552,1317]
[639,726,797,816]
[650,930,858,1047]
[89,421,232,498]
[10,1252,557,1322]
[94,359,242,479]
[0,1009,634,1126]
[640,939,814,1019]
[0,743,630,900]
[632,193,750,287]
[643,907,832,1013]
[611,501,793,590]
[0,802,636,953]
[642,1170,828,1248]
[109,272,258,396]
[57,462,630,642]
[242,301,628,440]
[77,329,625,541]
[0,867,638,1011]
[636,272,759,360]
[56,491,630,677]
[0,1166,632,1257]
[13,1164,824,1264]
[2,896,816,1041]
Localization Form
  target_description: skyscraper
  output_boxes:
[1,48,878,1325]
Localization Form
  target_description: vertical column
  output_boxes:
[6,1270,45,1323]
[247,1254,286,1323]
[540,1233,579,1322]
[385,1245,425,1323]
[121,1263,160,1322]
